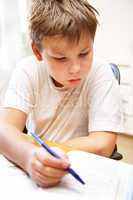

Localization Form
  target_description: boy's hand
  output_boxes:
[27,147,70,188]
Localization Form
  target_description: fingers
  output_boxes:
[31,157,67,188]
[28,147,70,188]
[33,159,67,178]
[33,171,61,188]
[35,148,70,169]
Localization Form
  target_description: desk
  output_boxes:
[0,151,133,200]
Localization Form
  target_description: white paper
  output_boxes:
[0,151,132,200]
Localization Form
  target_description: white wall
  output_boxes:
[90,0,133,66]
[90,1,133,135]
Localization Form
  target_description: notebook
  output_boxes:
[0,150,132,200]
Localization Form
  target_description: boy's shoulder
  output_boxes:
[16,55,44,73]
[9,56,48,92]
[15,55,47,83]
[86,58,114,83]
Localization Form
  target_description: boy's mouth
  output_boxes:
[68,78,81,85]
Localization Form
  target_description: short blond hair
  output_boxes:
[29,0,99,49]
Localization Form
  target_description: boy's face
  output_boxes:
[33,33,93,89]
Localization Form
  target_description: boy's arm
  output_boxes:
[0,108,70,188]
[63,132,117,157]
[0,108,36,171]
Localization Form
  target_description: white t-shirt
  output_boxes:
[2,56,124,143]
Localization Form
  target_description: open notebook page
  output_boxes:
[0,151,132,200]
[36,150,131,200]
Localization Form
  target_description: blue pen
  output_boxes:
[31,131,85,185]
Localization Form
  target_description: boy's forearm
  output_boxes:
[63,132,117,157]
[0,122,35,172]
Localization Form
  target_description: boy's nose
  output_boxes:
[69,63,81,74]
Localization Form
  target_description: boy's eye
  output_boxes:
[53,57,67,61]
[79,52,89,57]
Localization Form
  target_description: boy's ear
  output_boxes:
[32,42,43,61]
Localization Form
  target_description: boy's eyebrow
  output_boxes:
[50,47,91,56]
[48,48,65,56]
[49,51,66,57]
[80,47,91,52]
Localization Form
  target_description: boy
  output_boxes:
[0,0,123,188]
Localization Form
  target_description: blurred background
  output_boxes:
[0,0,133,163]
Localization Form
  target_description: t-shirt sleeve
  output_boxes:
[88,64,124,133]
[2,67,35,114]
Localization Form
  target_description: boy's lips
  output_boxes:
[68,78,81,85]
